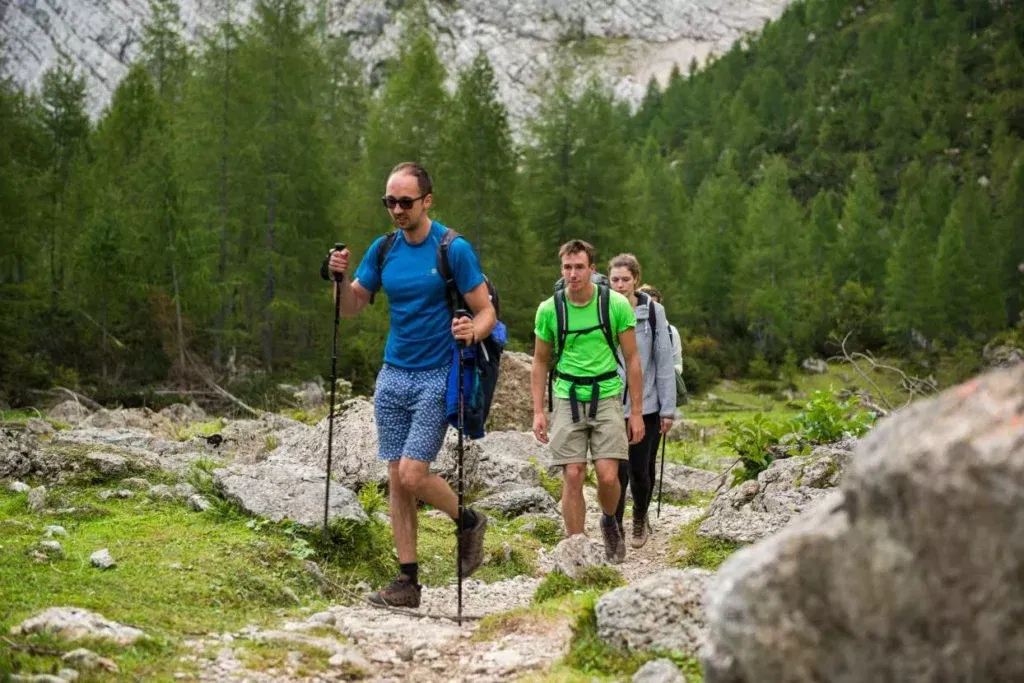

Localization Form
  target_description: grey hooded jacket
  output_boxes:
[617,296,676,418]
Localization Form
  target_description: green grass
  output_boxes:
[173,417,226,442]
[533,566,625,603]
[669,517,743,571]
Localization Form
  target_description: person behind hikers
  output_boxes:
[638,284,682,377]
[327,162,494,608]
[638,283,686,408]
[608,256,675,549]
[530,240,645,563]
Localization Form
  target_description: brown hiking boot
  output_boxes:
[601,514,625,564]
[457,509,488,577]
[631,517,651,549]
[367,574,421,608]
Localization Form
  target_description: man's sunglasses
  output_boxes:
[381,193,428,210]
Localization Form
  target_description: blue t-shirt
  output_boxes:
[354,221,485,370]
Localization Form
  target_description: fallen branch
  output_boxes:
[51,386,104,412]
[0,635,64,657]
[828,333,939,412]
[183,349,263,418]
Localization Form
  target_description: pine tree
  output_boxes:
[836,155,888,290]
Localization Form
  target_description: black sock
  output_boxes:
[454,508,477,531]
[399,562,418,586]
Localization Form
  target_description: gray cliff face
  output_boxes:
[2,0,788,129]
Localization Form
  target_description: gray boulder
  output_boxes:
[597,568,712,655]
[549,534,606,579]
[698,440,855,544]
[982,341,1024,369]
[800,357,829,374]
[48,400,91,425]
[270,398,481,490]
[213,460,367,528]
[158,402,208,425]
[1,428,37,479]
[11,607,146,645]
[633,658,687,683]
[475,486,557,517]
[703,364,1024,683]
[662,463,725,494]
[475,431,544,491]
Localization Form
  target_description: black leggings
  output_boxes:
[615,412,662,526]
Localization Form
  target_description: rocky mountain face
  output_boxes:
[2,0,789,130]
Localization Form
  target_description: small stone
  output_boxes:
[632,658,686,683]
[99,489,133,500]
[44,525,67,538]
[121,477,151,489]
[146,484,174,500]
[62,648,119,673]
[90,549,116,570]
[39,540,63,557]
[8,481,30,493]
[174,483,196,499]
[307,611,336,626]
[27,486,47,513]
[501,541,513,564]
[59,669,81,682]
[370,649,395,663]
[397,646,415,662]
[187,494,211,512]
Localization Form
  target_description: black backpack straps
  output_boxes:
[437,227,464,315]
[597,284,622,367]
[550,289,568,413]
[369,231,399,305]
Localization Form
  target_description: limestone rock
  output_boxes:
[549,534,606,579]
[633,658,687,683]
[703,364,1024,683]
[213,460,367,528]
[11,607,146,645]
[475,486,557,517]
[596,568,712,655]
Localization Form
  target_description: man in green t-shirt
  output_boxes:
[530,239,645,563]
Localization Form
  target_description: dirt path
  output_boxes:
[189,499,706,682]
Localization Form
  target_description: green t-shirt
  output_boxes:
[535,288,636,402]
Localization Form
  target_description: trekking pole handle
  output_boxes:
[453,308,471,347]
[331,243,346,283]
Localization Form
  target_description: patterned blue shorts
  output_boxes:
[375,363,450,463]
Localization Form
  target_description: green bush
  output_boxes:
[721,413,788,480]
[790,390,875,443]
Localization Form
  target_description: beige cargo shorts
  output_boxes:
[548,396,629,465]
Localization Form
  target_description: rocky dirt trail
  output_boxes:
[188,496,707,683]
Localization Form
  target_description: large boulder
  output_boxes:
[11,607,147,646]
[475,485,557,517]
[982,341,1024,369]
[487,352,534,432]
[698,440,855,544]
[48,428,213,475]
[0,428,37,480]
[475,430,544,491]
[703,364,1024,683]
[81,407,172,435]
[271,398,481,490]
[213,461,367,528]
[548,534,606,579]
[597,568,712,655]
[158,402,208,425]
[662,463,726,495]
[48,400,92,425]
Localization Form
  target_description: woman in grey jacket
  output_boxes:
[608,254,676,549]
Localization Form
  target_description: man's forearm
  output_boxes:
[334,277,360,318]
[531,361,548,415]
[472,306,497,342]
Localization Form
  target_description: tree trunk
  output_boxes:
[213,4,234,370]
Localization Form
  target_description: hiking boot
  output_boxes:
[367,574,421,608]
[457,509,488,577]
[631,517,651,549]
[601,514,625,564]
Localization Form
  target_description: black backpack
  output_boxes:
[548,274,624,422]
[375,228,505,438]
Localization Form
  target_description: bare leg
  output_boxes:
[398,457,459,518]
[389,461,418,564]
[594,458,622,517]
[562,463,587,535]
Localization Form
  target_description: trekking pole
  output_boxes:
[323,243,346,541]
[657,432,667,519]
[454,308,470,626]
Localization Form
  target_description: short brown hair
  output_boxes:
[559,239,596,267]
[609,253,641,282]
[389,161,433,196]
[638,284,662,302]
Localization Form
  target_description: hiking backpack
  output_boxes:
[374,228,506,439]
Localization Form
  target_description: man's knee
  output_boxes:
[595,461,620,489]
[563,463,586,491]
[397,459,428,492]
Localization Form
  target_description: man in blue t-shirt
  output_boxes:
[327,162,496,609]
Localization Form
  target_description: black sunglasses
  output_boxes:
[381,193,428,210]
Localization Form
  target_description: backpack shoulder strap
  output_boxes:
[554,289,568,360]
[597,284,622,367]
[436,227,463,314]
[369,231,399,304]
